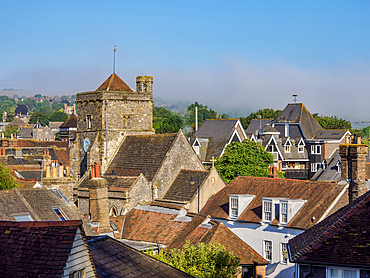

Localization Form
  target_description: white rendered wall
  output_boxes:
[219,220,303,278]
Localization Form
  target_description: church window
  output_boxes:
[86,115,92,129]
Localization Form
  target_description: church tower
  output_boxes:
[71,74,154,178]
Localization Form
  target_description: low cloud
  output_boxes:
[1,57,370,122]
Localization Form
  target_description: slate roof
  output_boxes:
[0,188,96,236]
[311,150,341,181]
[276,139,309,161]
[191,119,239,161]
[33,120,42,129]
[272,103,322,139]
[288,190,370,267]
[106,133,178,181]
[48,121,64,132]
[163,169,209,202]
[200,176,347,229]
[313,129,348,140]
[17,170,46,181]
[9,117,25,127]
[0,220,83,277]
[18,127,33,139]
[245,119,274,135]
[120,205,267,265]
[79,175,137,190]
[88,235,193,278]
[96,73,134,92]
[59,114,77,128]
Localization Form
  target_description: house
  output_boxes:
[115,203,268,277]
[0,220,97,277]
[49,121,64,134]
[200,175,354,278]
[17,120,55,141]
[87,235,194,278]
[246,103,351,180]
[60,114,77,142]
[288,189,370,277]
[156,167,227,213]
[190,119,247,167]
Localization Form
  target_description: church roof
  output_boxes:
[33,120,42,129]
[96,73,134,92]
[106,133,178,181]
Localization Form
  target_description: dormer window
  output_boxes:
[263,200,272,222]
[280,201,288,224]
[284,145,291,153]
[230,197,238,218]
[192,139,201,155]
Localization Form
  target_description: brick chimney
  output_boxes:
[268,166,279,179]
[339,144,368,203]
[87,162,112,234]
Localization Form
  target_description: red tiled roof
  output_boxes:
[96,74,134,91]
[16,139,69,148]
[53,148,70,166]
[200,176,347,229]
[0,220,81,276]
[289,190,370,266]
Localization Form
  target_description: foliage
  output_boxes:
[52,101,64,111]
[312,114,352,130]
[147,241,240,278]
[350,128,363,138]
[0,163,18,189]
[153,107,183,134]
[34,94,42,99]
[60,95,69,101]
[240,108,282,130]
[55,131,61,141]
[49,111,68,122]
[3,125,19,138]
[185,104,221,128]
[4,112,15,122]
[29,111,49,126]
[361,126,370,138]
[215,140,282,183]
[15,105,29,115]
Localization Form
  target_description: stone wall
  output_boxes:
[154,131,205,198]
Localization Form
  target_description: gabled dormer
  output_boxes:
[229,194,255,219]
[262,197,306,226]
[297,138,305,153]
[283,137,292,153]
[192,137,201,155]
[265,135,283,161]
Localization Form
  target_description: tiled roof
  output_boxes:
[107,133,178,181]
[168,218,268,265]
[0,220,81,277]
[52,148,70,166]
[0,188,96,236]
[191,119,239,161]
[96,73,134,92]
[16,140,68,148]
[59,114,77,128]
[121,206,267,265]
[272,103,322,139]
[88,235,193,278]
[314,129,348,140]
[163,169,209,202]
[9,117,25,127]
[245,119,274,135]
[289,190,370,266]
[79,176,137,190]
[18,127,33,139]
[200,176,346,229]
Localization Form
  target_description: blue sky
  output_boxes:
[1,1,370,120]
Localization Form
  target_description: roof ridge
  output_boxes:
[291,192,370,260]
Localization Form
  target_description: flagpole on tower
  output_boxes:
[113,45,116,74]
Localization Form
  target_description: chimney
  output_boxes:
[87,175,111,234]
[195,102,198,131]
[268,166,279,179]
[339,144,368,203]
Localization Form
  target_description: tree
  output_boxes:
[34,94,42,99]
[0,163,18,189]
[29,111,49,126]
[148,242,240,278]
[15,104,29,115]
[4,112,15,122]
[153,107,184,134]
[312,114,352,130]
[60,95,69,101]
[52,101,64,111]
[49,111,68,122]
[240,108,282,130]
[3,125,19,138]
[215,140,283,184]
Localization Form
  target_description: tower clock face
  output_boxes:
[83,138,90,152]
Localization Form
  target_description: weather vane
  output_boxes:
[113,45,116,74]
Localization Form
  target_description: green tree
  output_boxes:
[52,101,64,111]
[185,103,219,127]
[0,163,18,189]
[41,99,50,108]
[153,107,184,134]
[60,95,69,101]
[29,111,49,126]
[361,126,370,138]
[49,111,68,122]
[215,140,282,183]
[3,125,19,138]
[148,242,240,278]
[312,114,352,130]
[55,131,61,141]
[70,95,76,101]
[239,108,282,130]
[34,94,42,99]
[4,113,15,122]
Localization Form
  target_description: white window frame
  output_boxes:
[298,145,304,153]
[12,213,33,222]
[263,200,272,222]
[311,163,321,172]
[280,242,288,264]
[311,144,321,154]
[280,201,288,224]
[263,240,272,261]
[328,267,359,278]
[230,197,239,218]
[284,145,291,153]
[193,145,200,155]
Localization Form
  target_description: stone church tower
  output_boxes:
[71,74,155,178]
